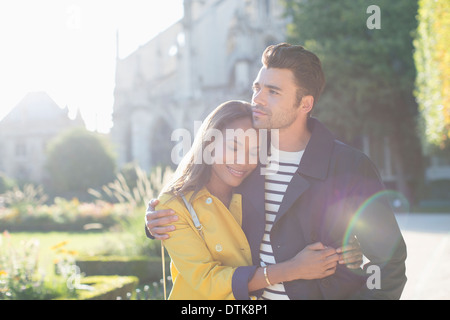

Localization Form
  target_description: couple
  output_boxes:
[145,43,407,300]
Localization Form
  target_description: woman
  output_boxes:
[154,100,361,300]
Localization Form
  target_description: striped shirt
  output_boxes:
[259,146,304,300]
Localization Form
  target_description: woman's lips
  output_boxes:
[227,166,246,178]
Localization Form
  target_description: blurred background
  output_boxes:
[0,0,448,300]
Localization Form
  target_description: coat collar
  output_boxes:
[297,117,335,181]
[182,187,211,203]
[238,118,336,246]
[239,117,336,197]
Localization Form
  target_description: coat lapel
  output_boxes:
[238,118,337,261]
[237,163,266,264]
[274,172,310,225]
[273,118,335,225]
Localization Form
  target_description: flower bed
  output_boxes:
[0,198,129,232]
[0,232,140,300]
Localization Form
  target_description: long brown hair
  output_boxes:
[160,100,253,201]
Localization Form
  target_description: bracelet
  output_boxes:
[263,266,273,286]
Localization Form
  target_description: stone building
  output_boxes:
[110,0,449,204]
[0,91,84,184]
[111,0,288,171]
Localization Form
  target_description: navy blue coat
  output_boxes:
[232,118,407,300]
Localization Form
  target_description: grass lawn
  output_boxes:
[6,231,124,277]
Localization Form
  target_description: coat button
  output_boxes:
[206,197,212,204]
[215,244,223,252]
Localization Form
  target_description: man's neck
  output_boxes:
[275,119,311,152]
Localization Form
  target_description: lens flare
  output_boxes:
[343,189,410,249]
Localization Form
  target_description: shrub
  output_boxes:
[88,164,173,209]
[45,128,116,200]
[75,255,169,283]
[0,232,76,300]
[70,276,139,300]
[0,172,16,194]
[0,198,128,232]
[1,184,48,210]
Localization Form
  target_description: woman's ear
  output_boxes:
[300,95,314,114]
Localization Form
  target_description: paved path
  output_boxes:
[395,213,450,300]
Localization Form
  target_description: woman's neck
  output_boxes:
[205,181,233,208]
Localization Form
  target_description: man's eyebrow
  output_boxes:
[265,84,282,92]
[252,81,282,92]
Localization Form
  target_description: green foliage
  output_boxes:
[45,128,116,200]
[283,0,419,140]
[414,0,450,148]
[1,183,48,212]
[75,255,168,283]
[89,164,173,209]
[1,164,172,235]
[282,0,424,201]
[72,276,139,300]
[0,172,16,194]
[0,232,140,300]
[0,234,76,299]
[0,197,128,232]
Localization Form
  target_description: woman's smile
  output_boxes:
[226,166,247,178]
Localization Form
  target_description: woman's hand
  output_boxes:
[286,242,339,280]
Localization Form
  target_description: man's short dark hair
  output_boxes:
[262,43,326,107]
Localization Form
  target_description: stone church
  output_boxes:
[111,0,288,171]
[111,0,450,203]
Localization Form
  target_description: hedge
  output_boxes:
[56,275,139,300]
[75,256,170,283]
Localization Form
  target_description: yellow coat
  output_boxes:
[156,188,252,300]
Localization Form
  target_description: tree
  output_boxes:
[45,128,116,200]
[0,172,16,194]
[283,0,423,202]
[414,0,450,149]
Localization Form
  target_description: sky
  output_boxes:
[0,0,184,133]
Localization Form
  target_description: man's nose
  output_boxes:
[252,89,265,106]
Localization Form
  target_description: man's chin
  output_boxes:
[252,119,270,130]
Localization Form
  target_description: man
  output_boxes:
[146,43,407,299]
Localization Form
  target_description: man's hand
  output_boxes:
[145,199,178,240]
[336,237,364,269]
[287,242,339,280]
